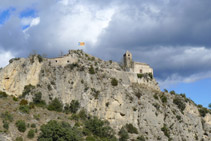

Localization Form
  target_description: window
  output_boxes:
[55,60,57,62]
[140,69,142,73]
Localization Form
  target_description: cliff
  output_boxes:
[0,50,210,141]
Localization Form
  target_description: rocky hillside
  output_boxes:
[0,50,210,141]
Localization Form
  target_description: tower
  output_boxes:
[123,51,133,68]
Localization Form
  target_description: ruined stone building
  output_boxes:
[123,51,153,74]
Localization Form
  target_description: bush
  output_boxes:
[31,123,36,128]
[147,73,153,79]
[86,136,96,141]
[69,100,80,113]
[38,120,82,141]
[198,107,209,117]
[22,84,35,97]
[111,78,118,86]
[91,88,100,99]
[1,111,13,122]
[13,96,18,101]
[170,90,176,95]
[85,116,116,139]
[47,98,63,112]
[209,103,211,109]
[0,91,7,98]
[37,55,43,63]
[3,120,9,130]
[153,94,158,100]
[78,109,87,120]
[27,129,35,139]
[89,65,95,74]
[137,73,143,79]
[118,127,129,141]
[160,95,167,103]
[33,92,46,107]
[16,120,26,132]
[137,135,145,141]
[65,63,79,70]
[19,99,28,105]
[125,123,138,134]
[19,105,30,114]
[161,124,170,138]
[173,96,186,112]
[15,137,23,141]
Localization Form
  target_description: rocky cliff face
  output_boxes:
[0,50,210,141]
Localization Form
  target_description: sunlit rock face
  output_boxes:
[0,50,210,141]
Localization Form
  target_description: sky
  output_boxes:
[0,0,210,107]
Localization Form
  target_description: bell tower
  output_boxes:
[123,51,132,68]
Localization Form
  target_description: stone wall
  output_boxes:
[132,62,153,74]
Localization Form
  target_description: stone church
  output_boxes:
[123,51,153,74]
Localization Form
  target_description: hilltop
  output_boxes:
[0,50,210,141]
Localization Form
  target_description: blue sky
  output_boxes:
[0,0,210,107]
[167,78,211,108]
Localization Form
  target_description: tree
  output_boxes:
[118,127,129,141]
[47,98,63,112]
[38,120,82,141]
[69,100,80,113]
[15,120,26,132]
[208,103,211,109]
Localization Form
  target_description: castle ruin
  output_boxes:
[123,51,153,74]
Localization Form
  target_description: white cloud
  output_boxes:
[0,50,14,68]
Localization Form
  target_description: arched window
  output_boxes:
[140,69,142,73]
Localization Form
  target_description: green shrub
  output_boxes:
[47,98,63,112]
[37,55,43,63]
[160,95,167,103]
[33,92,46,107]
[22,84,35,97]
[198,107,209,117]
[136,135,145,141]
[38,120,82,141]
[69,100,80,113]
[91,88,100,99]
[19,99,28,105]
[170,90,176,95]
[163,89,168,93]
[86,136,96,141]
[118,127,129,141]
[19,105,30,114]
[111,78,118,86]
[89,65,95,74]
[153,94,158,100]
[3,120,9,130]
[176,115,181,121]
[85,116,116,139]
[161,124,170,138]
[15,137,23,141]
[47,84,52,91]
[137,73,143,78]
[27,129,35,139]
[1,111,13,122]
[65,63,79,70]
[78,109,87,120]
[13,96,18,101]
[173,96,186,112]
[16,120,26,132]
[147,73,153,79]
[208,103,211,109]
[31,123,36,128]
[0,91,7,98]
[125,123,138,134]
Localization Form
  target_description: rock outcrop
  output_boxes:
[0,50,210,141]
